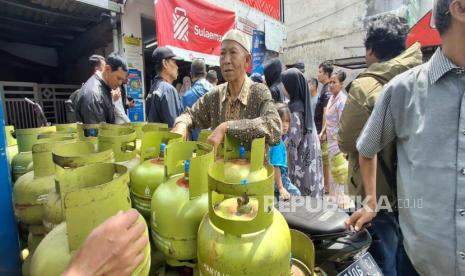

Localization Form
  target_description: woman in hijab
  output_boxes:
[282,68,324,198]
[264,58,287,103]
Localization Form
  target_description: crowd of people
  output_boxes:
[65,0,465,275]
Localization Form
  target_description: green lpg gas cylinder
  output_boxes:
[76,123,100,145]
[128,122,168,154]
[330,152,348,184]
[130,130,182,219]
[98,126,140,171]
[22,254,32,276]
[151,141,214,266]
[30,163,151,276]
[13,136,75,225]
[27,232,43,254]
[210,135,268,184]
[197,137,292,276]
[129,122,147,138]
[143,122,169,133]
[37,131,76,140]
[42,141,114,232]
[55,123,77,133]
[5,125,18,165]
[11,126,57,181]
[129,121,146,153]
[289,230,315,276]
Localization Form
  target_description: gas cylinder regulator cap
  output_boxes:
[239,145,245,158]
[160,143,166,154]
[184,159,190,174]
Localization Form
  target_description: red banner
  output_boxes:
[240,0,280,20]
[155,0,236,65]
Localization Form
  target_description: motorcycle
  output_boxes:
[277,197,382,276]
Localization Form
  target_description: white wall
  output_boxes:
[121,0,154,38]
[282,0,413,80]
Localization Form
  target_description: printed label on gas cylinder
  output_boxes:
[202,263,230,276]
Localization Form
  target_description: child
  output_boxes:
[270,104,301,201]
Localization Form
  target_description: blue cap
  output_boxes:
[239,145,246,159]
[240,179,249,185]
[160,143,166,152]
[184,159,190,173]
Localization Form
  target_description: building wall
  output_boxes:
[282,0,417,80]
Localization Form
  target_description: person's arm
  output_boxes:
[172,88,215,139]
[319,107,327,141]
[318,90,330,139]
[113,99,131,124]
[345,84,397,231]
[62,209,148,276]
[274,167,290,200]
[346,155,378,231]
[226,86,281,146]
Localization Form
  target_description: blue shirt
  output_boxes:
[269,139,287,169]
[182,78,213,140]
[182,78,213,108]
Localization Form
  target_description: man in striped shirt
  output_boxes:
[346,1,465,275]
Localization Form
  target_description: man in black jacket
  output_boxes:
[75,53,128,124]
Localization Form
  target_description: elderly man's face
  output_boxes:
[220,40,251,83]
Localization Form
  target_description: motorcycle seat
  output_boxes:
[277,197,348,236]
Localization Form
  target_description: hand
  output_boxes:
[345,204,377,232]
[63,209,148,276]
[111,90,121,102]
[128,100,135,108]
[171,122,188,141]
[279,187,291,201]
[207,122,228,155]
[319,132,326,142]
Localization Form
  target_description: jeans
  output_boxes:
[368,211,401,276]
[368,211,420,276]
[397,231,420,276]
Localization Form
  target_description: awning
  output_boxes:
[331,56,367,70]
[406,10,442,48]
[155,0,236,66]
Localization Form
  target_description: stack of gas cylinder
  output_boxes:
[8,122,163,276]
[7,123,315,276]
[131,130,314,275]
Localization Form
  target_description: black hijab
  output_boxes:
[281,68,313,134]
[264,58,286,102]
